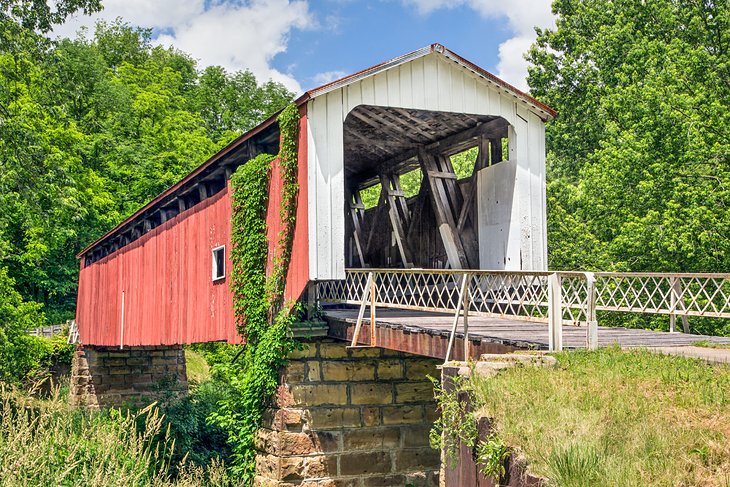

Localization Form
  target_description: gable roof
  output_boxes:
[296,43,555,122]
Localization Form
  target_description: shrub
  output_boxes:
[160,379,233,470]
[0,266,48,384]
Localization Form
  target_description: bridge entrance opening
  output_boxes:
[343,105,511,270]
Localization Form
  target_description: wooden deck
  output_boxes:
[324,308,730,360]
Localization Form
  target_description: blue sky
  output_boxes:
[55,0,554,93]
[274,1,512,87]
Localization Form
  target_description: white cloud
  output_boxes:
[53,0,315,93]
[311,70,348,86]
[402,0,554,90]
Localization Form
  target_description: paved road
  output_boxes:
[649,346,730,364]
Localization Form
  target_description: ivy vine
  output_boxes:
[209,103,301,483]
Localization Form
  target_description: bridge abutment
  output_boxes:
[255,339,441,486]
[70,344,188,409]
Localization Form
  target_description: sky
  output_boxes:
[53,0,555,94]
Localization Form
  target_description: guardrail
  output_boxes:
[316,269,730,360]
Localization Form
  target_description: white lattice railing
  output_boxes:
[316,269,730,359]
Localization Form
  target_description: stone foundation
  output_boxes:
[70,344,188,408]
[255,339,441,486]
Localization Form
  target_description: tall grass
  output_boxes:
[0,382,232,486]
[471,348,730,486]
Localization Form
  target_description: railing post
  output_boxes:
[370,273,377,346]
[585,272,598,350]
[350,272,373,347]
[463,273,471,361]
[548,273,563,352]
[669,276,677,333]
[444,273,469,364]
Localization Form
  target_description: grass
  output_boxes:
[470,347,730,486]
[185,348,211,384]
[0,381,233,486]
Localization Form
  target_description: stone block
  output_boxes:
[108,367,131,375]
[349,383,393,405]
[363,475,407,486]
[306,361,321,382]
[255,453,280,478]
[302,455,337,479]
[405,359,439,380]
[280,456,306,482]
[319,342,348,359]
[151,357,177,366]
[382,405,424,425]
[376,360,404,380]
[278,432,316,456]
[312,430,341,453]
[395,382,434,404]
[125,373,152,384]
[394,448,440,472]
[343,427,400,451]
[282,361,306,383]
[424,406,439,423]
[264,408,304,431]
[288,342,318,360]
[292,384,347,407]
[105,358,126,367]
[308,407,361,429]
[348,347,381,358]
[339,451,392,476]
[126,357,149,366]
[362,406,380,427]
[402,425,432,448]
[322,361,376,382]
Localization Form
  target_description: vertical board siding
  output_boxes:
[306,51,549,279]
[76,190,235,346]
[76,111,310,346]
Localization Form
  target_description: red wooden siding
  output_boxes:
[76,112,310,346]
[267,112,309,304]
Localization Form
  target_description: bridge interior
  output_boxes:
[343,105,510,270]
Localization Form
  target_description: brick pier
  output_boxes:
[255,339,441,486]
[70,345,188,408]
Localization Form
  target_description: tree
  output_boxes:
[0,13,294,322]
[527,0,730,274]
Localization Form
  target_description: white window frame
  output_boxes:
[212,245,226,281]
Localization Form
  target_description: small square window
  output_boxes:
[212,245,225,281]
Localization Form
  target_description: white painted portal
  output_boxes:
[306,48,549,280]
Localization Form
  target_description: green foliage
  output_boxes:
[360,182,382,209]
[267,103,300,311]
[0,13,293,322]
[450,147,478,180]
[229,153,274,343]
[160,379,233,472]
[212,105,301,482]
[475,434,510,482]
[0,386,232,486]
[528,1,730,286]
[0,266,48,384]
[428,374,478,467]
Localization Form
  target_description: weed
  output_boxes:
[476,434,510,482]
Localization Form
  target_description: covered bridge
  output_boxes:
[75,43,553,347]
[72,45,730,486]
